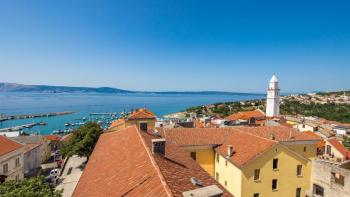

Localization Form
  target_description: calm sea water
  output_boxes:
[0,92,265,135]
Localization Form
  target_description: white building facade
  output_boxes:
[266,74,280,117]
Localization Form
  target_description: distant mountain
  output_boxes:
[0,82,132,94]
[0,82,264,95]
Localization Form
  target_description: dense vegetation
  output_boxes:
[186,99,350,123]
[0,176,62,197]
[281,100,350,123]
[61,122,103,161]
[186,99,265,117]
[316,91,350,96]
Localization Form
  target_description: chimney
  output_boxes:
[227,145,233,157]
[152,139,166,155]
[271,134,276,140]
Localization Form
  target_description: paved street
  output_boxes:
[56,155,87,197]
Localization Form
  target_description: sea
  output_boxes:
[0,92,265,135]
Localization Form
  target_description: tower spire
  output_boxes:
[266,74,280,117]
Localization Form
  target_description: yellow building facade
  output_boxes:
[214,143,314,197]
[184,146,215,176]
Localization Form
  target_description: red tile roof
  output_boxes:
[0,135,23,156]
[216,130,277,168]
[141,132,232,196]
[128,108,156,120]
[236,126,322,142]
[164,128,232,146]
[226,110,265,121]
[328,138,350,159]
[73,126,171,197]
[74,126,232,197]
[109,118,125,128]
[44,135,61,141]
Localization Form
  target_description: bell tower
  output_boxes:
[266,74,280,117]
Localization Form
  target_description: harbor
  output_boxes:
[0,111,74,122]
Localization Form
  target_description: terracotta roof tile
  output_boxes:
[328,138,350,158]
[74,126,232,197]
[128,108,156,120]
[0,135,23,156]
[73,126,171,197]
[226,110,265,121]
[236,126,321,142]
[141,132,232,196]
[216,130,277,167]
[44,135,61,141]
[164,128,232,146]
[109,118,125,128]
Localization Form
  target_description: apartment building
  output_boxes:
[0,135,24,182]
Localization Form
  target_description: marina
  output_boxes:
[0,111,74,122]
[0,122,47,132]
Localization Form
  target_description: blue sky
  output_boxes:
[0,0,349,93]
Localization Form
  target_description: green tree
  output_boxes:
[0,176,62,197]
[61,122,103,161]
[343,136,350,151]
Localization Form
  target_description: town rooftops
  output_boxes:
[44,135,61,141]
[109,117,125,128]
[226,110,265,121]
[0,135,23,157]
[216,130,277,168]
[163,128,232,146]
[328,138,350,159]
[73,125,232,197]
[235,126,322,142]
[128,108,156,120]
[11,135,46,145]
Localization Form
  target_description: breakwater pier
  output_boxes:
[0,111,74,122]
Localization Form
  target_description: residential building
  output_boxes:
[0,135,24,182]
[160,125,320,197]
[324,138,350,162]
[109,108,156,132]
[73,125,232,197]
[225,109,265,126]
[11,135,51,163]
[44,135,62,151]
[309,159,350,197]
[266,74,280,117]
[23,143,41,176]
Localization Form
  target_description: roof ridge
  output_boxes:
[234,127,278,143]
[133,125,172,196]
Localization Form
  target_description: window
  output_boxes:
[272,179,278,190]
[303,147,306,152]
[254,169,260,181]
[296,188,301,197]
[15,174,19,182]
[216,172,220,182]
[225,160,228,166]
[140,123,148,131]
[224,181,227,186]
[331,172,345,186]
[253,193,259,197]
[326,145,332,155]
[3,163,8,174]
[297,165,302,176]
[15,158,20,168]
[190,152,196,160]
[313,184,324,196]
[273,158,278,170]
[216,154,220,163]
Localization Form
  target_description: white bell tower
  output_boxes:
[266,74,280,117]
